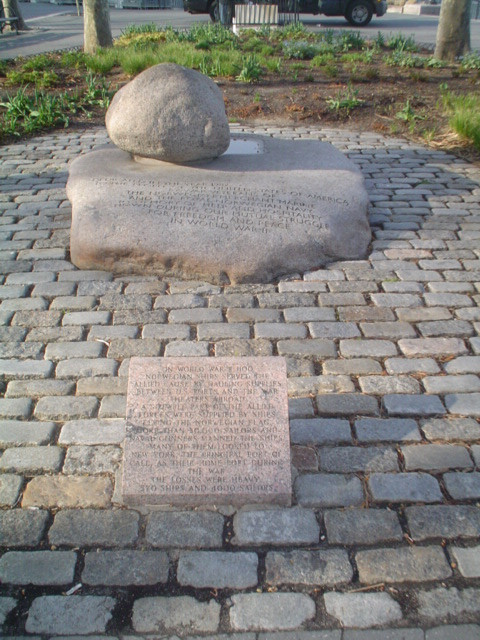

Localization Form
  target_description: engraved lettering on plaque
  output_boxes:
[122,357,291,506]
[93,178,346,234]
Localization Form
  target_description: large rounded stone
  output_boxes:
[105,63,230,163]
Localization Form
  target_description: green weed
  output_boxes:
[386,51,425,68]
[22,54,56,72]
[341,49,374,64]
[0,87,69,136]
[242,36,264,53]
[199,50,242,77]
[363,67,379,80]
[323,63,338,78]
[386,32,418,52]
[283,40,319,60]
[326,85,363,113]
[60,50,87,69]
[83,72,113,108]
[236,55,263,82]
[395,99,425,122]
[318,28,335,45]
[277,22,308,39]
[85,47,119,74]
[259,44,276,57]
[409,69,428,82]
[426,57,446,68]
[118,50,159,75]
[338,30,365,51]
[121,22,160,37]
[310,52,335,67]
[185,23,236,46]
[460,51,480,70]
[265,57,282,73]
[372,31,385,50]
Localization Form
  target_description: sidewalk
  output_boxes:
[0,124,479,637]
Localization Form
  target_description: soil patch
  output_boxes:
[1,47,479,164]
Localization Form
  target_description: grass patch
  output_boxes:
[22,54,56,72]
[86,47,120,74]
[5,70,60,88]
[60,50,87,69]
[1,23,479,162]
[442,91,480,149]
[0,74,112,139]
[0,87,70,136]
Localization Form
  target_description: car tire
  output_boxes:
[209,0,219,21]
[345,0,373,25]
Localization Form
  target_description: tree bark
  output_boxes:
[83,0,113,54]
[2,0,29,31]
[434,0,471,61]
[218,0,233,26]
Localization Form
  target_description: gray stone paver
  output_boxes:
[368,472,443,503]
[177,551,258,589]
[1,125,480,638]
[0,551,76,585]
[323,592,402,628]
[82,550,169,585]
[229,593,315,631]
[132,596,220,634]
[25,596,116,635]
[0,473,23,506]
[356,546,452,583]
[265,549,353,586]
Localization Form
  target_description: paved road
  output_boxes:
[0,1,479,58]
[0,123,480,637]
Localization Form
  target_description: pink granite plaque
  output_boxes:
[122,357,291,506]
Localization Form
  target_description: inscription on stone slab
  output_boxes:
[122,357,291,506]
[91,177,340,235]
[67,135,371,284]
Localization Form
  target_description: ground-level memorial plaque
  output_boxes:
[122,357,291,506]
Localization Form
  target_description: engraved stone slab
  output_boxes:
[122,357,291,506]
[67,134,370,285]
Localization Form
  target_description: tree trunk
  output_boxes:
[218,0,233,26]
[83,0,113,54]
[2,0,29,31]
[434,0,471,61]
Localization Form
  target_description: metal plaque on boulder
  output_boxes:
[122,357,291,506]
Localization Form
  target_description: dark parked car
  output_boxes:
[184,0,387,27]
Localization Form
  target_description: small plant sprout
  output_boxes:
[326,85,363,114]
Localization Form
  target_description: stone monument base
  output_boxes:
[67,134,370,284]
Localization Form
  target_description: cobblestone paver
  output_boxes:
[0,125,479,637]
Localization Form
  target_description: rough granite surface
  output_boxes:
[66,135,370,283]
[105,63,230,163]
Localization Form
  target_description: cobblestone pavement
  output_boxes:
[0,124,480,638]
